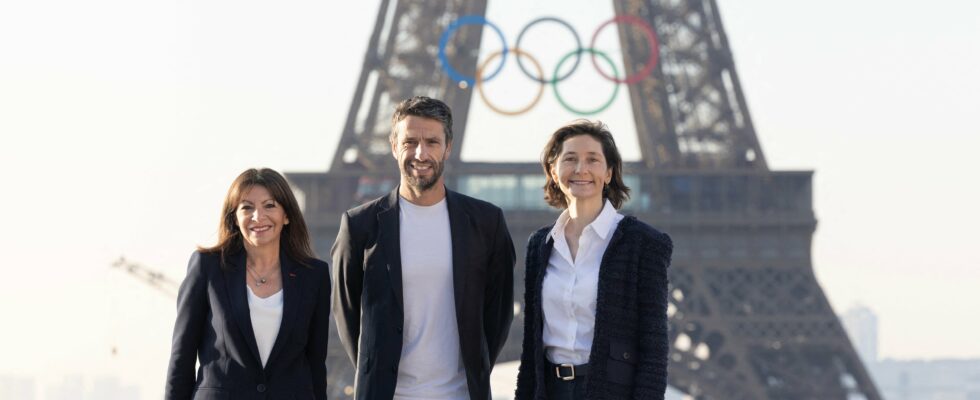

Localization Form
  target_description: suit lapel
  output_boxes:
[534,232,553,335]
[595,216,629,304]
[264,252,302,372]
[378,189,404,310]
[224,252,263,368]
[585,216,630,371]
[445,191,471,328]
[534,230,555,391]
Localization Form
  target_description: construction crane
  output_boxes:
[110,256,179,299]
[108,256,179,356]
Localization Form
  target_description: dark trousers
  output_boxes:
[544,361,587,400]
[545,377,586,400]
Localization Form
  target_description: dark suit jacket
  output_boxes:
[516,216,672,400]
[331,188,516,400]
[165,250,331,400]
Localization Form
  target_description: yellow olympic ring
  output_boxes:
[475,48,545,117]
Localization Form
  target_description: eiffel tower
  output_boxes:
[286,0,883,398]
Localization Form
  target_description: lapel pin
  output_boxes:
[289,272,297,279]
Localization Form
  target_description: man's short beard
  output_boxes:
[402,159,444,192]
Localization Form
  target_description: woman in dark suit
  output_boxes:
[516,121,672,400]
[166,168,331,400]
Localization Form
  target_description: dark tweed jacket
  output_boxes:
[515,216,672,400]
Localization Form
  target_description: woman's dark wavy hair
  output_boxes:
[541,120,630,209]
[198,168,315,269]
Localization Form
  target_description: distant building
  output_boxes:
[839,306,980,399]
[0,375,35,400]
[842,304,879,365]
[37,375,141,400]
[45,375,83,400]
[90,376,140,400]
[874,358,980,400]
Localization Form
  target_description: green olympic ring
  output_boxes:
[552,48,620,116]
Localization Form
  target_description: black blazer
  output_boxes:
[516,216,672,400]
[165,250,331,400]
[331,188,516,400]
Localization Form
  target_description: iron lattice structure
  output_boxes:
[286,0,883,398]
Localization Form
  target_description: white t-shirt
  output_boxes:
[247,286,283,367]
[394,196,468,400]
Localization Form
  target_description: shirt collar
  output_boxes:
[548,209,570,242]
[548,199,620,241]
[590,200,620,240]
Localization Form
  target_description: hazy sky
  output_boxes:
[1,0,978,397]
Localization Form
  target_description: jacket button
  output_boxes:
[391,366,397,374]
[256,383,267,393]
[396,326,403,333]
[623,352,631,360]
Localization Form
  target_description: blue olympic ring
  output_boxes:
[438,15,508,87]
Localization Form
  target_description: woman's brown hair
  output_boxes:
[199,168,315,269]
[541,120,630,209]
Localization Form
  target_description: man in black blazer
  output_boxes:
[331,96,516,400]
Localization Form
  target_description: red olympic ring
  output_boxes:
[588,15,660,85]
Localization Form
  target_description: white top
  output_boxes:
[247,286,283,367]
[542,200,624,365]
[394,196,468,400]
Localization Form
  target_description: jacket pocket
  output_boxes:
[607,341,637,385]
[191,387,229,400]
[358,353,373,374]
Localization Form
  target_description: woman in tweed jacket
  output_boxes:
[516,120,672,400]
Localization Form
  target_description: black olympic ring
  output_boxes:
[514,17,583,84]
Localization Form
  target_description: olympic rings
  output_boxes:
[438,15,508,87]
[514,17,582,84]
[476,48,546,116]
[553,48,620,116]
[437,14,661,115]
[589,15,659,84]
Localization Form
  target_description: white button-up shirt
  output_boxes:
[542,200,624,365]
